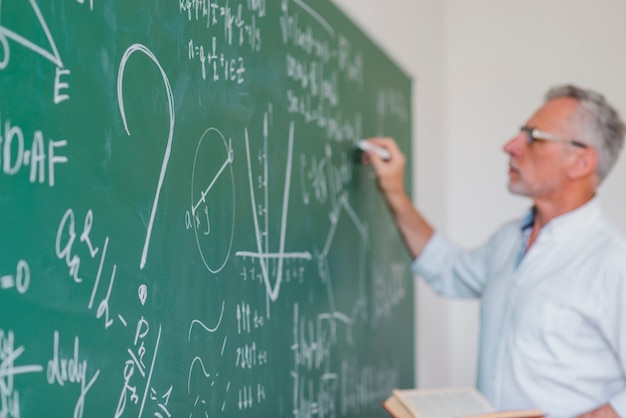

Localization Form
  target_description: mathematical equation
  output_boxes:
[181,0,264,85]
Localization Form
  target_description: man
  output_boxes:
[364,85,626,417]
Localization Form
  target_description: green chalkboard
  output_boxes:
[0,0,414,416]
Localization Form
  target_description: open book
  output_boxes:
[383,387,543,418]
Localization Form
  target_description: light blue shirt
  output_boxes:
[412,198,626,417]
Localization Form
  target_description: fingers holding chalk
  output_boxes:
[357,140,391,161]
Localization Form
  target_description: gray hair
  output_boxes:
[545,85,625,182]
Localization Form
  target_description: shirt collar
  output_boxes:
[519,207,536,233]
[518,196,603,238]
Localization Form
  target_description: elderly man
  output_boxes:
[365,85,626,417]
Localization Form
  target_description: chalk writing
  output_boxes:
[117,44,175,271]
[150,384,173,418]
[188,38,246,83]
[339,360,398,415]
[181,0,265,84]
[236,301,266,334]
[0,261,29,295]
[237,383,267,410]
[286,53,338,107]
[187,127,235,274]
[292,373,337,418]
[371,262,408,326]
[336,35,364,88]
[115,320,163,418]
[311,148,368,331]
[291,304,338,418]
[180,0,265,36]
[239,265,265,284]
[285,91,363,142]
[0,114,68,187]
[53,67,71,104]
[54,208,125,329]
[278,0,367,143]
[0,0,68,101]
[235,342,268,369]
[0,330,43,418]
[0,1,414,416]
[46,331,100,418]
[55,209,86,283]
[187,300,229,416]
[236,111,312,312]
[280,4,332,59]
[377,88,409,123]
[75,0,94,12]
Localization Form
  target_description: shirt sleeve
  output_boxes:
[411,231,491,299]
[603,248,626,417]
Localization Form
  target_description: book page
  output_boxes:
[394,387,494,418]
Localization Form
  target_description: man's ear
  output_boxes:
[568,148,598,180]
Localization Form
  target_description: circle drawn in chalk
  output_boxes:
[191,128,235,274]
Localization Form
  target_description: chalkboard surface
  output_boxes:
[0,0,414,417]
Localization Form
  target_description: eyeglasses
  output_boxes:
[520,126,589,148]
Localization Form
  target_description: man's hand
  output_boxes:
[364,138,407,199]
[577,404,619,418]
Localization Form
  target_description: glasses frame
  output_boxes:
[520,126,589,149]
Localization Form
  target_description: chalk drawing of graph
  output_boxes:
[236,118,312,303]
[191,127,235,274]
[316,192,369,330]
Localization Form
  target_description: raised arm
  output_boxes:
[364,138,434,259]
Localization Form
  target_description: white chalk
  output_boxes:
[357,140,391,161]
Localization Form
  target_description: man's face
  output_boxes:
[503,97,580,199]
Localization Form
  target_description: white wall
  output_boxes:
[334,0,626,389]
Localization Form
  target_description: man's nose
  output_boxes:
[503,131,527,155]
